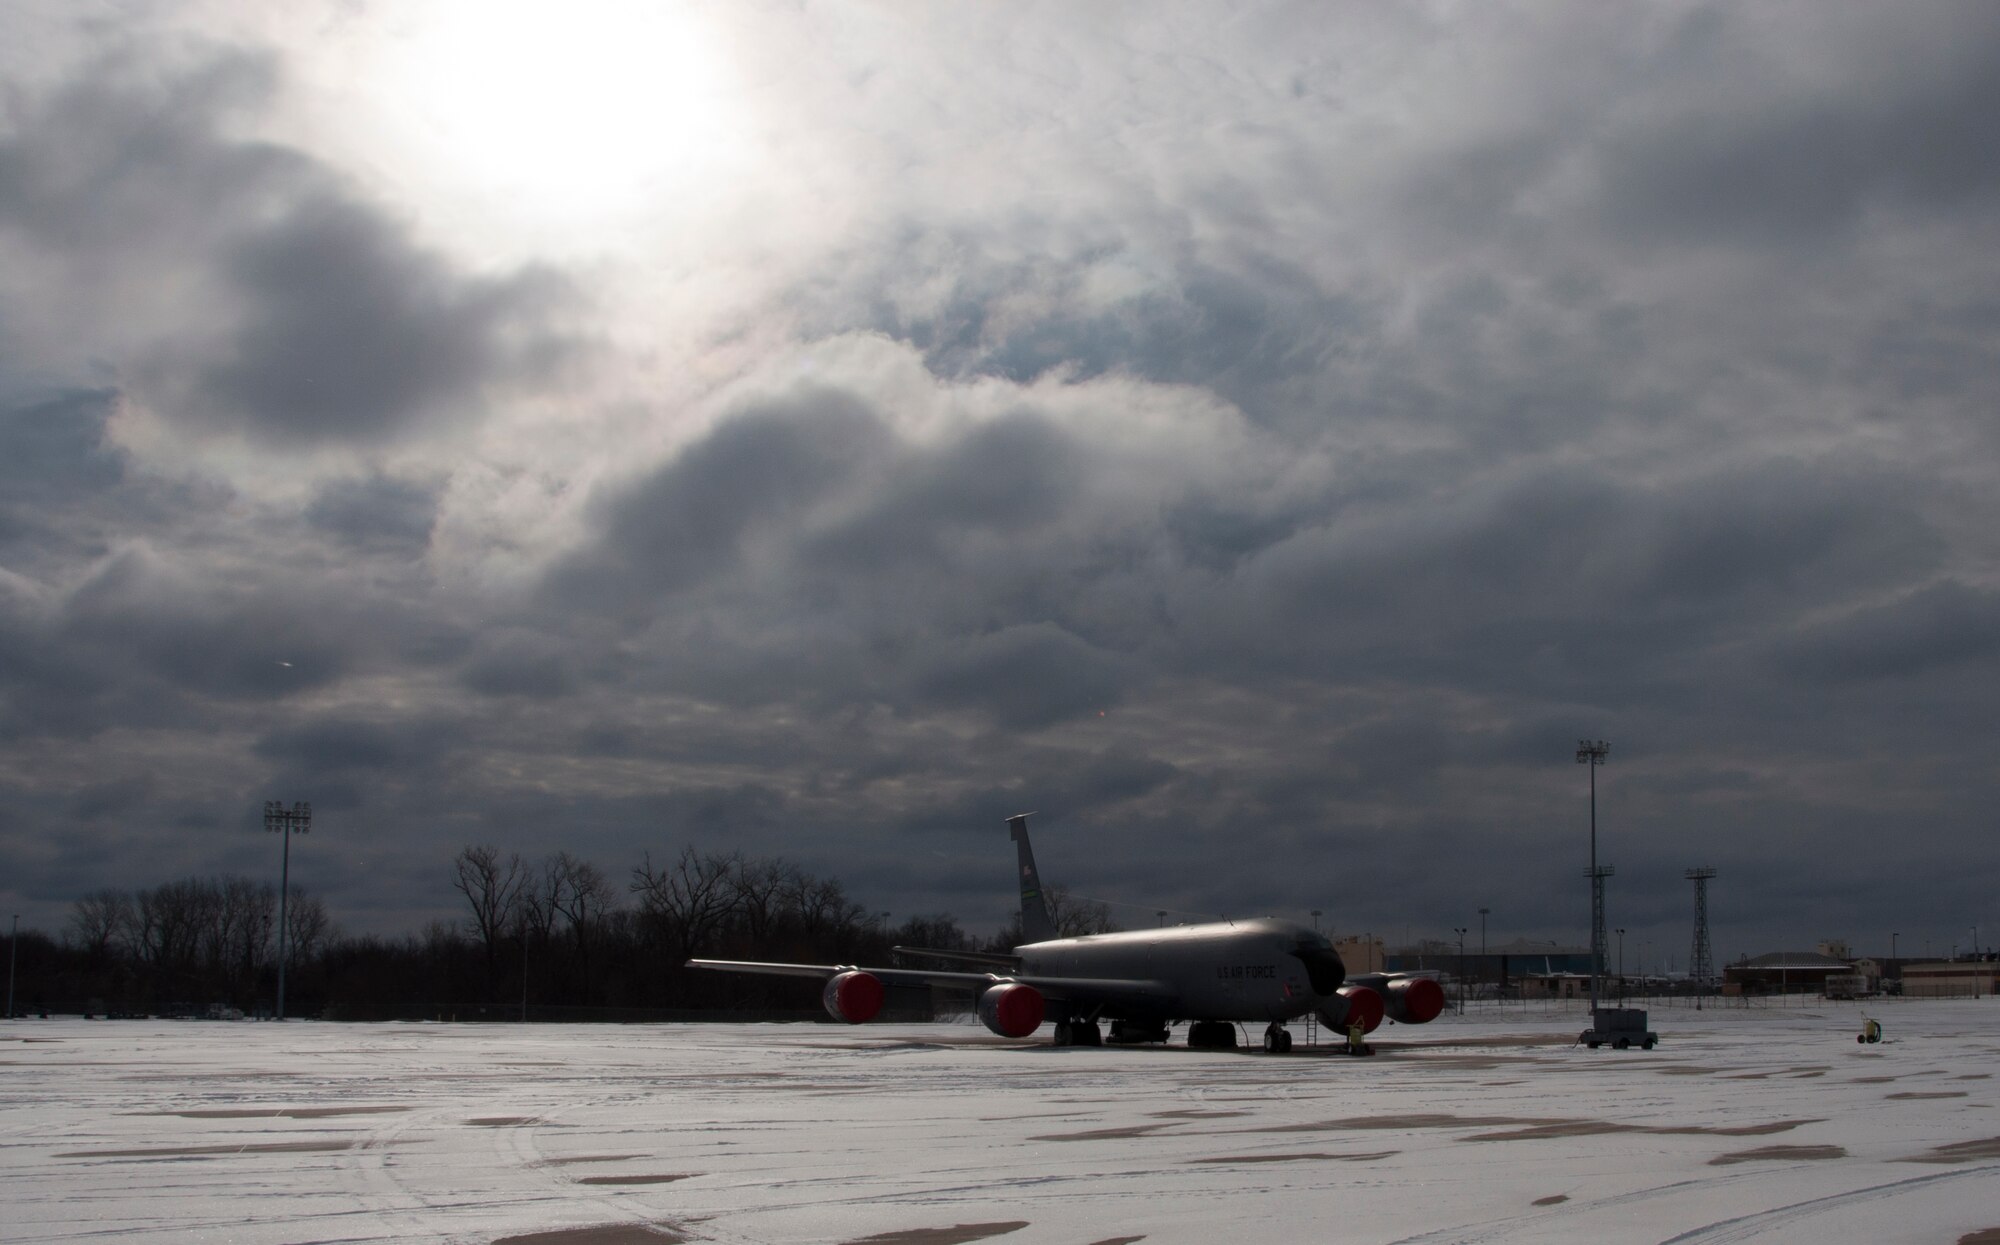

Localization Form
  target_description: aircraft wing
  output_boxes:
[687,958,1003,993]
[687,958,1173,1011]
[1010,974,1174,1010]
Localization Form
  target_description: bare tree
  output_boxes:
[548,852,617,1000]
[730,856,796,947]
[209,876,274,991]
[69,889,130,965]
[987,885,1119,949]
[452,845,526,983]
[549,853,615,931]
[130,878,209,977]
[283,889,332,967]
[519,857,564,946]
[893,913,974,953]
[631,847,740,962]
[1048,886,1119,938]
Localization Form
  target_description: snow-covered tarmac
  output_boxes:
[4,1000,1997,1245]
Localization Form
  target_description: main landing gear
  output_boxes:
[1052,1018,1102,1046]
[1185,1021,1296,1052]
[1186,1020,1238,1049]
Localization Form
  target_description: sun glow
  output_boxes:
[377,0,746,228]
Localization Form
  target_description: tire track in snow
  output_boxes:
[1657,1163,2000,1244]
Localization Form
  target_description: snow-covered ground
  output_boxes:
[4,999,1998,1245]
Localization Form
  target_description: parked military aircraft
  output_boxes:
[688,814,1444,1051]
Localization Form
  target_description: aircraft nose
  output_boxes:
[1290,945,1346,996]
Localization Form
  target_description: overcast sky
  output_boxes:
[3,1,1997,966]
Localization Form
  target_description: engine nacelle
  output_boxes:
[976,983,1046,1038]
[1319,984,1385,1035]
[822,970,885,1024]
[1384,975,1445,1025]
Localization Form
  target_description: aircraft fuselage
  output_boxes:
[1018,917,1340,1024]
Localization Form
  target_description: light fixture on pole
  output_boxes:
[263,801,311,1020]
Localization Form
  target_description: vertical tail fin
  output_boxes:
[1008,813,1057,946]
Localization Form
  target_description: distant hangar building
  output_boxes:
[1723,950,1853,995]
[1900,960,1999,998]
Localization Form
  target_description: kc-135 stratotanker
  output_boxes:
[688,814,1444,1051]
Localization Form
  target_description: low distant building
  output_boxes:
[1334,935,1386,975]
[1387,940,1592,983]
[1518,971,1593,1000]
[1724,951,1853,995]
[1901,960,1998,998]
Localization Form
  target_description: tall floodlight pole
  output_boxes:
[1478,907,1490,987]
[6,914,16,1021]
[1576,740,1610,1010]
[1616,928,1626,1001]
[1456,928,1472,1016]
[263,801,312,1020]
[1686,867,1717,990]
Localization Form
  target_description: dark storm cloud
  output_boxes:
[305,474,439,559]
[1594,6,2000,247]
[1194,455,1941,701]
[458,628,580,699]
[59,544,351,701]
[550,388,894,612]
[905,624,1136,730]
[0,46,579,444]
[1777,580,2000,683]
[0,49,293,254]
[254,714,457,773]
[0,391,127,555]
[804,409,1090,570]
[190,196,576,443]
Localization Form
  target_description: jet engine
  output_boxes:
[1383,975,1445,1024]
[976,983,1046,1038]
[822,970,885,1024]
[1319,984,1385,1035]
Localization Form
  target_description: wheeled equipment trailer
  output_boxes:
[1579,1006,1658,1050]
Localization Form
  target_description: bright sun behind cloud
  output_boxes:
[375,0,747,229]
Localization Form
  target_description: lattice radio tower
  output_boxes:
[1576,740,1611,1007]
[1686,866,1718,988]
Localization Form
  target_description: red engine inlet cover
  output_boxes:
[822,970,885,1024]
[1388,976,1445,1024]
[1334,984,1385,1034]
[977,983,1046,1038]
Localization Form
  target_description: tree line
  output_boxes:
[8,844,1114,1020]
